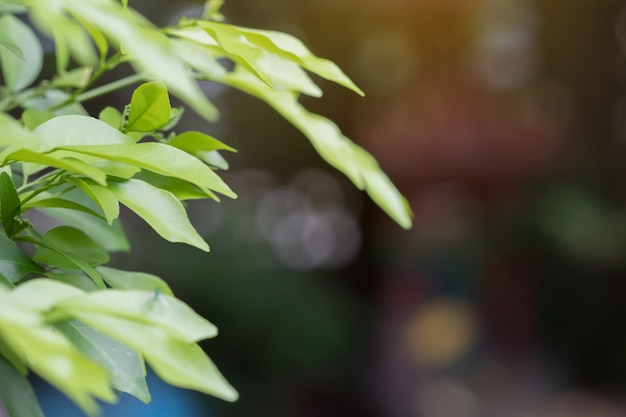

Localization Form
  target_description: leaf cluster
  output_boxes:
[0,0,412,416]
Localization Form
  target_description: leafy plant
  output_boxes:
[0,0,412,416]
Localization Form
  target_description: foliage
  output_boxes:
[0,0,412,416]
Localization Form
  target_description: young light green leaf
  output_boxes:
[221,68,412,229]
[57,143,236,198]
[67,178,120,224]
[1,148,107,186]
[61,0,220,121]
[205,21,364,96]
[98,107,123,130]
[23,89,87,116]
[0,354,45,417]
[202,0,225,21]
[22,109,55,131]
[34,115,135,152]
[27,2,97,73]
[195,23,272,88]
[198,151,229,170]
[57,289,217,343]
[161,107,184,132]
[0,172,20,237]
[57,321,151,404]
[193,23,323,96]
[170,38,226,80]
[0,284,115,415]
[126,81,172,132]
[146,339,238,403]
[168,131,237,154]
[0,28,24,60]
[55,311,238,402]
[0,14,43,92]
[134,171,218,201]
[0,112,41,149]
[93,160,141,179]
[10,278,84,311]
[22,197,106,219]
[108,179,210,252]
[71,13,109,59]
[0,0,27,14]
[51,67,93,88]
[0,233,43,284]
[40,207,129,253]
[97,266,173,296]
[0,337,25,375]
[45,272,100,292]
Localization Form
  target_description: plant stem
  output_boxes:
[75,74,143,104]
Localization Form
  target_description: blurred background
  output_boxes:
[32,0,626,416]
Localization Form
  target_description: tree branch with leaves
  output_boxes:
[0,0,412,416]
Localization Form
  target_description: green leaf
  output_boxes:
[40,207,130,253]
[67,178,120,224]
[0,0,27,14]
[0,27,24,60]
[134,171,217,201]
[22,109,55,131]
[23,89,87,116]
[0,14,43,92]
[202,0,225,21]
[168,131,236,154]
[0,233,43,283]
[22,196,105,219]
[45,272,100,292]
[0,337,25,375]
[98,107,123,130]
[61,1,220,122]
[170,38,226,79]
[126,81,172,133]
[203,25,323,96]
[9,278,84,312]
[27,231,107,290]
[51,67,93,88]
[146,340,238,403]
[167,131,235,170]
[57,311,238,402]
[33,115,135,152]
[71,13,109,59]
[57,320,151,404]
[27,2,97,73]
[34,226,110,268]
[56,289,217,343]
[57,143,236,198]
[0,354,45,417]
[108,179,210,251]
[0,172,20,237]
[162,107,184,131]
[198,151,229,170]
[97,266,173,296]
[200,20,363,95]
[220,68,412,229]
[94,160,141,179]
[0,112,41,149]
[1,148,107,186]
[0,281,115,414]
